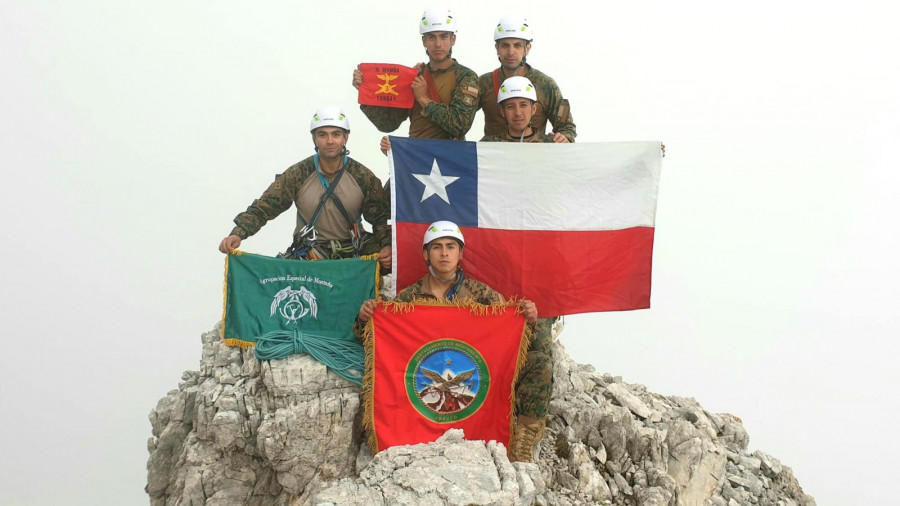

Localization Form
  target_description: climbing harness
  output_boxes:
[280,154,368,260]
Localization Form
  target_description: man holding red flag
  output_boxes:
[352,8,480,143]
[358,221,550,462]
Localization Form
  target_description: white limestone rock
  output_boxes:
[147,321,816,506]
[606,382,655,420]
[315,429,544,506]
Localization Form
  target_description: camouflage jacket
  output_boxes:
[478,65,576,142]
[394,272,504,305]
[480,131,556,143]
[229,155,391,249]
[359,59,480,140]
[354,272,504,339]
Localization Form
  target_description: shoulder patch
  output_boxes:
[461,86,479,106]
[557,99,570,123]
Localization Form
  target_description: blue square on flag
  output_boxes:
[391,137,478,227]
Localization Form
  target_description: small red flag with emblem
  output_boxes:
[363,301,530,453]
[357,63,418,109]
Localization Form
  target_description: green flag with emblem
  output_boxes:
[221,251,379,385]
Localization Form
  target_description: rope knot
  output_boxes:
[292,329,304,355]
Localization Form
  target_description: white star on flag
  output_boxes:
[412,159,459,204]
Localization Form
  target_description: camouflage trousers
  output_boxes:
[515,317,556,418]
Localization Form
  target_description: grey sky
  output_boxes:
[2,1,897,504]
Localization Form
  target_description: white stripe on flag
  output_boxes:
[474,142,662,231]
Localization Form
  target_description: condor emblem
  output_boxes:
[270,286,318,324]
[406,339,489,423]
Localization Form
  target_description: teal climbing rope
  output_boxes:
[254,329,365,386]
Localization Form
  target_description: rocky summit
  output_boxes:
[147,321,815,505]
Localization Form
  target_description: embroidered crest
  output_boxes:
[406,339,489,423]
[270,286,318,324]
[376,73,400,96]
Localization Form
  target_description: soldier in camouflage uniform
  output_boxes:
[218,107,392,269]
[352,8,480,150]
[478,15,575,143]
[481,76,556,143]
[357,221,546,463]
[480,77,557,462]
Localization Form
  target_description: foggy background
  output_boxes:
[2,1,897,503]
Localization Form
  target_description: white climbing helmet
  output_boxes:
[420,8,456,34]
[497,76,537,104]
[423,220,465,247]
[309,106,350,133]
[494,15,532,41]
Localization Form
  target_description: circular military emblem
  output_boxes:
[406,339,490,423]
[270,286,318,324]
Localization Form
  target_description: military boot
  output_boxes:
[508,416,546,463]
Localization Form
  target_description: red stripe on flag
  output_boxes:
[396,222,655,316]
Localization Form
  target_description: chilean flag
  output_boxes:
[388,137,662,316]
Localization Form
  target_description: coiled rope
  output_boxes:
[254,329,364,385]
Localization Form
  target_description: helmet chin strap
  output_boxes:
[313,144,350,157]
[497,56,527,68]
[497,53,528,77]
[505,118,533,142]
[426,49,453,64]
[427,262,459,283]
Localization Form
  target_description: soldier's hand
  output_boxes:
[519,299,538,323]
[411,76,431,106]
[352,67,363,90]
[551,133,570,143]
[380,136,391,156]
[377,245,392,270]
[219,235,242,254]
[358,299,377,322]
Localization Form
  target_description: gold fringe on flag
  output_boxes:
[358,252,382,294]
[361,314,378,456]
[222,338,254,349]
[221,250,258,348]
[221,253,229,340]
[361,298,532,454]
[220,250,242,341]
[509,303,534,448]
